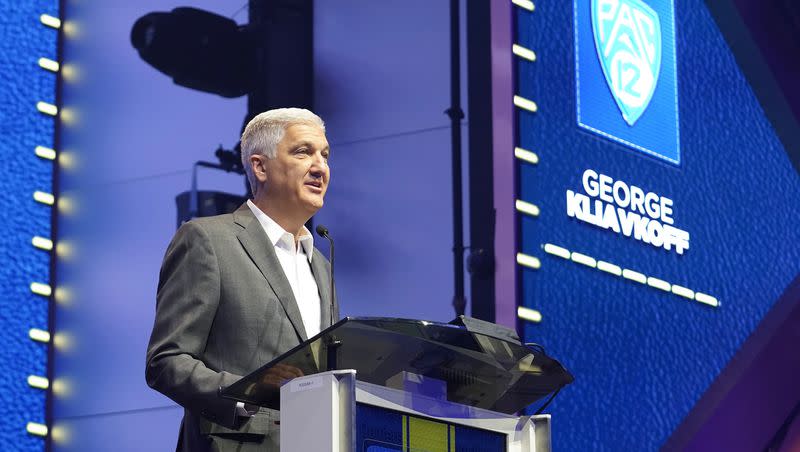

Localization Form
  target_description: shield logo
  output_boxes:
[591,0,662,126]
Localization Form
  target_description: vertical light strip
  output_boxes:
[32,6,62,444]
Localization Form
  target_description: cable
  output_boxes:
[534,387,561,415]
[525,342,545,354]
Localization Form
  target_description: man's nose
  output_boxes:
[309,154,327,175]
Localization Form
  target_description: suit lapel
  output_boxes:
[233,204,308,342]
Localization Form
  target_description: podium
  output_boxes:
[221,317,573,451]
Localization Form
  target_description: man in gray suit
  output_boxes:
[146,108,336,451]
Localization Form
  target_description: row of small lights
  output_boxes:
[510,0,719,326]
[512,0,543,325]
[26,12,60,441]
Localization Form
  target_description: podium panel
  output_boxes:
[280,371,551,452]
[355,403,506,451]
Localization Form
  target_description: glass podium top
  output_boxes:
[220,317,573,414]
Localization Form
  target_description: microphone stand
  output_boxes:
[316,225,340,370]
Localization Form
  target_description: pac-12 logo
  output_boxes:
[575,0,679,164]
[592,0,661,126]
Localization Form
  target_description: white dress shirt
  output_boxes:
[246,199,322,338]
[236,201,322,417]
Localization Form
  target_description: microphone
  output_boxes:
[315,225,335,327]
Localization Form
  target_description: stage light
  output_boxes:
[131,7,255,98]
[54,287,74,305]
[512,44,536,62]
[32,236,53,251]
[55,241,74,259]
[29,329,51,343]
[27,375,49,390]
[517,306,542,323]
[647,276,671,292]
[35,145,56,160]
[38,57,59,72]
[622,269,647,284]
[671,285,695,300]
[516,252,541,270]
[513,95,538,113]
[36,101,57,116]
[30,282,52,297]
[26,422,47,437]
[512,0,535,12]
[61,63,79,83]
[53,332,74,351]
[570,252,596,268]
[514,147,539,165]
[543,243,570,259]
[516,199,540,217]
[597,260,622,276]
[58,151,77,170]
[695,293,719,307]
[59,106,77,125]
[57,195,76,215]
[51,424,71,444]
[39,14,60,29]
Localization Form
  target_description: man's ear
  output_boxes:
[250,154,268,184]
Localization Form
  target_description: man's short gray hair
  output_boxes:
[240,108,325,194]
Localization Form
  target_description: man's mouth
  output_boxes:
[305,180,323,192]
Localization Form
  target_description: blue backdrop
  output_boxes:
[515,0,800,450]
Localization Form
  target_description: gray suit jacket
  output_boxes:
[146,203,337,451]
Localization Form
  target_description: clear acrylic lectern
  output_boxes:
[221,317,573,452]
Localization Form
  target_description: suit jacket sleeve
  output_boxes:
[145,221,241,429]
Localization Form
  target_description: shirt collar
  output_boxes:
[247,199,314,262]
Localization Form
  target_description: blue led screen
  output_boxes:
[514,0,800,451]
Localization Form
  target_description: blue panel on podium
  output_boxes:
[355,403,506,452]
